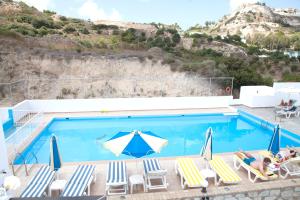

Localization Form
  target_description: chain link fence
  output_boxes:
[0,77,233,107]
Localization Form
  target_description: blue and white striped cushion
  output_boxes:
[61,165,95,197]
[106,161,127,185]
[20,165,55,198]
[143,158,161,174]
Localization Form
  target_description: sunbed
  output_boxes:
[143,158,168,191]
[280,157,300,179]
[209,156,241,186]
[20,165,55,198]
[275,106,300,119]
[233,154,277,183]
[175,158,208,189]
[106,161,128,195]
[61,165,96,197]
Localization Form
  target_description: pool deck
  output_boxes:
[10,106,300,200]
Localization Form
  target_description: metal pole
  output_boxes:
[209,78,212,96]
[9,83,13,106]
[231,78,234,96]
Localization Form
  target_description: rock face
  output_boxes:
[0,38,226,105]
[210,3,300,37]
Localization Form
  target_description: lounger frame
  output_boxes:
[175,159,208,189]
[209,156,241,186]
[20,165,55,198]
[280,157,300,179]
[143,159,168,191]
[61,165,96,197]
[233,155,269,183]
[106,161,128,195]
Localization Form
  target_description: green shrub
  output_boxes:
[92,24,118,30]
[282,73,300,81]
[79,27,89,34]
[14,25,38,36]
[247,46,261,55]
[16,15,34,24]
[0,28,21,39]
[138,32,146,42]
[112,30,119,35]
[121,28,137,43]
[59,16,67,21]
[172,33,181,44]
[31,18,55,29]
[43,10,56,15]
[291,64,299,72]
[194,49,222,57]
[79,40,93,48]
[38,26,49,36]
[63,25,76,33]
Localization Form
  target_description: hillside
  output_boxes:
[210,3,300,37]
[0,0,299,102]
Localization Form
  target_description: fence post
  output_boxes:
[231,78,234,96]
[209,78,212,96]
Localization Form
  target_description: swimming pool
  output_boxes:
[15,111,300,164]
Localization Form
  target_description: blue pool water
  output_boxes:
[16,111,300,164]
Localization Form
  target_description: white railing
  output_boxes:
[6,112,44,162]
[12,110,37,127]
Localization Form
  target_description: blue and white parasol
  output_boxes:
[200,127,213,161]
[268,124,280,156]
[103,130,168,158]
[49,135,62,171]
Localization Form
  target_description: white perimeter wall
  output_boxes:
[240,86,276,107]
[16,96,233,113]
[0,118,9,180]
[239,82,300,107]
[0,108,9,123]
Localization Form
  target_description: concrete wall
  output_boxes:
[239,86,276,107]
[13,96,233,113]
[181,186,300,200]
[239,83,300,107]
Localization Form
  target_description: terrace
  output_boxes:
[0,82,300,200]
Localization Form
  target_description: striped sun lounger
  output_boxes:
[175,158,208,189]
[143,158,168,191]
[20,165,55,198]
[106,161,128,195]
[61,165,96,197]
[209,156,241,186]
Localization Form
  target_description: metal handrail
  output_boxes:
[10,152,26,176]
[24,152,38,176]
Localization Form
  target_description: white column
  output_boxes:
[0,118,9,174]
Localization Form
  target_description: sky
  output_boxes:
[19,0,300,30]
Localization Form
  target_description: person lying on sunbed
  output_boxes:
[235,151,271,177]
[276,149,297,162]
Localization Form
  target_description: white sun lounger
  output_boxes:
[280,157,300,179]
[20,165,55,198]
[106,161,128,195]
[275,106,300,119]
[233,154,278,183]
[143,158,168,191]
[61,165,96,197]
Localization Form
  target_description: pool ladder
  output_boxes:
[10,152,38,176]
[260,121,269,129]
